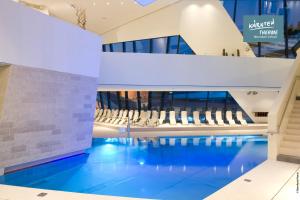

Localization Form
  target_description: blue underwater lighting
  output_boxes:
[0,136,267,200]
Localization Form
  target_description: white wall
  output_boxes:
[267,50,300,159]
[0,0,100,78]
[102,0,254,57]
[99,52,293,90]
[99,52,293,123]
[230,90,280,122]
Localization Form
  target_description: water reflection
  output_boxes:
[0,136,267,200]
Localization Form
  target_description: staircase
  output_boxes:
[278,98,300,163]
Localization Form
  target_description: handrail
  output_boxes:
[278,77,300,132]
[292,40,300,57]
[268,50,300,134]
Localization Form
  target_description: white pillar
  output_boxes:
[268,133,279,160]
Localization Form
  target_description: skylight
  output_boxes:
[135,0,156,7]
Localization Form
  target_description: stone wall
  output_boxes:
[0,66,10,117]
[0,65,97,172]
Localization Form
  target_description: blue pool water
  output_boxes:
[0,136,267,200]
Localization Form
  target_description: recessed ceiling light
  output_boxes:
[106,2,110,6]
[93,2,96,6]
[135,0,156,6]
[120,1,124,5]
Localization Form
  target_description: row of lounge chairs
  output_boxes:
[94,109,248,127]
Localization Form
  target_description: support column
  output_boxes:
[170,92,174,110]
[137,91,141,111]
[233,0,238,22]
[284,0,289,58]
[117,91,122,110]
[107,92,111,109]
[148,91,152,110]
[125,91,129,110]
[258,0,262,57]
[99,92,104,108]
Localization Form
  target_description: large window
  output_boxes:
[222,0,300,58]
[287,0,300,56]
[167,36,179,54]
[97,91,253,123]
[111,43,123,52]
[178,37,194,54]
[109,92,119,109]
[125,41,134,53]
[102,35,195,55]
[152,37,168,53]
[261,0,285,57]
[135,39,151,53]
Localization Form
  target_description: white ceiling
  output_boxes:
[18,0,180,35]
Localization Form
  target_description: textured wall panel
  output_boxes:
[0,66,10,118]
[0,65,97,169]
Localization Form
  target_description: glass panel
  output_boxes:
[261,0,285,57]
[152,37,168,53]
[234,0,259,56]
[125,41,134,53]
[287,0,300,58]
[140,91,149,110]
[222,0,236,20]
[112,42,123,52]
[135,39,150,53]
[127,91,138,110]
[163,92,173,111]
[208,91,227,99]
[178,36,195,54]
[151,91,163,111]
[104,44,111,52]
[235,0,259,31]
[167,36,179,54]
[110,92,119,109]
[207,92,227,114]
[101,92,108,109]
[118,91,127,109]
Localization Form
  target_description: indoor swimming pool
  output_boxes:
[0,135,267,200]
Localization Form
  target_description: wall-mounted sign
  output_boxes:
[243,15,284,43]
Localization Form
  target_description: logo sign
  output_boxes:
[243,15,284,42]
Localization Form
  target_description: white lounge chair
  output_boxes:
[103,109,114,122]
[111,110,123,124]
[205,111,215,125]
[123,110,134,125]
[135,110,148,126]
[117,110,128,125]
[97,109,106,122]
[131,110,140,123]
[226,111,236,126]
[216,111,225,126]
[95,109,103,121]
[148,110,159,126]
[236,111,247,126]
[104,109,118,123]
[147,110,152,120]
[94,109,100,120]
[193,111,201,125]
[99,109,111,122]
[169,111,177,125]
[159,110,166,125]
[181,111,189,125]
